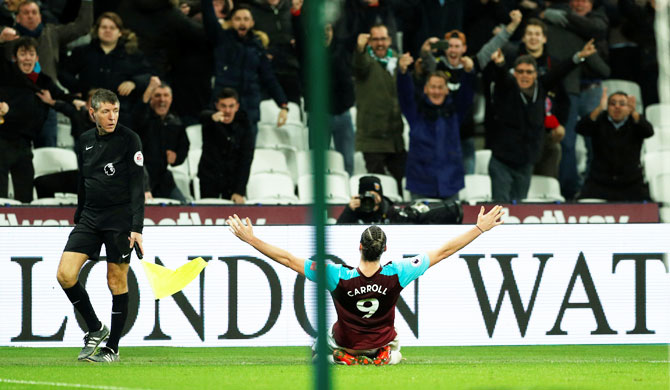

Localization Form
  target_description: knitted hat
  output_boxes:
[358,176,383,197]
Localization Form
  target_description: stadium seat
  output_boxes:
[167,160,192,202]
[191,198,234,205]
[601,79,643,113]
[0,197,22,205]
[250,149,291,176]
[349,173,403,203]
[186,124,202,150]
[649,172,670,204]
[645,103,670,128]
[523,175,565,202]
[32,148,79,198]
[30,197,77,205]
[353,151,367,175]
[187,149,202,179]
[643,131,670,154]
[458,174,492,204]
[577,198,608,203]
[297,173,350,204]
[259,99,302,125]
[660,207,670,223]
[643,150,670,183]
[295,150,349,181]
[257,122,308,151]
[145,197,182,205]
[33,147,78,178]
[246,173,297,203]
[401,177,410,202]
[57,122,75,149]
[474,149,492,175]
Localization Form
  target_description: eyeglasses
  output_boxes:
[514,69,536,75]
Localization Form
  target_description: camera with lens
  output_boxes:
[359,191,377,213]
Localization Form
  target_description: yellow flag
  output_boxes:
[141,257,208,300]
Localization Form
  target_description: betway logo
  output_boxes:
[502,208,630,224]
[0,212,267,226]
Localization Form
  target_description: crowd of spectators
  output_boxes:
[0,0,662,205]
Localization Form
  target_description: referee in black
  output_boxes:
[56,89,145,363]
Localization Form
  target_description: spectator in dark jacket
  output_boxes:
[59,12,152,127]
[201,0,288,137]
[487,39,595,202]
[576,88,653,201]
[247,0,301,104]
[0,37,71,202]
[198,88,254,204]
[133,77,190,203]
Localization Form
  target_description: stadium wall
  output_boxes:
[1,224,669,347]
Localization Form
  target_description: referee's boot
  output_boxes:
[86,346,120,363]
[78,324,110,361]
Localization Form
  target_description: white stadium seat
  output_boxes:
[643,150,670,183]
[645,103,670,128]
[32,147,78,178]
[524,175,565,202]
[186,124,202,150]
[145,197,182,205]
[0,197,22,205]
[250,149,291,176]
[246,173,297,203]
[458,174,492,204]
[649,172,670,204]
[474,149,492,175]
[297,173,350,204]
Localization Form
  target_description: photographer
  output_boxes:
[337,176,398,224]
[337,175,463,225]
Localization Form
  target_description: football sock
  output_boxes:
[63,281,102,332]
[106,292,128,353]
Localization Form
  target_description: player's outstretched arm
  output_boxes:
[426,205,504,267]
[227,214,306,276]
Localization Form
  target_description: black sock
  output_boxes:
[63,282,102,332]
[106,292,128,353]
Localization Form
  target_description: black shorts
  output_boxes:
[63,206,133,263]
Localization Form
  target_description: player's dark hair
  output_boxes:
[360,225,386,261]
[90,89,119,111]
[216,88,239,102]
[12,36,38,56]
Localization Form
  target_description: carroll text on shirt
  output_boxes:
[347,284,388,297]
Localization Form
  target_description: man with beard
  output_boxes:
[353,24,404,195]
[201,0,288,137]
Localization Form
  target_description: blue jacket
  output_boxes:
[201,0,287,123]
[397,72,466,198]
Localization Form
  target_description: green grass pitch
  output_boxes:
[0,345,667,390]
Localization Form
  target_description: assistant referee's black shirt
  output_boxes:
[75,124,145,233]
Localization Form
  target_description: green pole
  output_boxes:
[304,0,330,389]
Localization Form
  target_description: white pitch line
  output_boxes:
[0,378,153,390]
